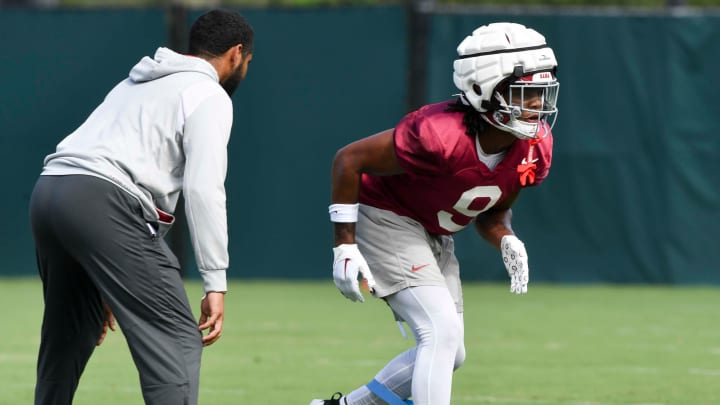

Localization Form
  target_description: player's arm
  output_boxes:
[474,189,530,294]
[473,189,520,251]
[330,128,404,246]
[329,128,404,302]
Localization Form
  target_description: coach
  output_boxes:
[28,9,253,405]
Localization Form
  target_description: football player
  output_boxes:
[311,22,559,405]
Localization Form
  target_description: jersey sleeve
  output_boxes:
[393,110,450,177]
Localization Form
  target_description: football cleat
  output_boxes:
[309,392,345,405]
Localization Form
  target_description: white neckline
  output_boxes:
[475,135,507,171]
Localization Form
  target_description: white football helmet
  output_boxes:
[453,22,559,139]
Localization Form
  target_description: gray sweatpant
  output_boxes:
[29,175,202,405]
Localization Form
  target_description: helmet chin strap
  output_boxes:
[480,110,538,141]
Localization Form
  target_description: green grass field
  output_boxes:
[2,278,719,404]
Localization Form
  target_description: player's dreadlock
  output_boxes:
[445,97,487,137]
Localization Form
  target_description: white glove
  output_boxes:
[501,235,529,294]
[332,244,376,303]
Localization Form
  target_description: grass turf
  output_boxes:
[1,277,719,404]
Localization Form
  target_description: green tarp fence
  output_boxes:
[1,7,718,283]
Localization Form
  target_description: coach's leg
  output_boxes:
[30,177,106,405]
[77,203,201,404]
[75,239,201,405]
[106,242,202,405]
[41,175,202,405]
[33,249,105,405]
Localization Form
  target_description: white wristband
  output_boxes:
[329,203,359,223]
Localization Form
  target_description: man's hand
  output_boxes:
[97,301,116,346]
[199,292,225,346]
[332,244,376,302]
[501,235,529,294]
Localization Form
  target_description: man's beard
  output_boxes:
[221,66,243,96]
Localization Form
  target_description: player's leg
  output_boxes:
[338,287,464,405]
[385,286,462,405]
[315,205,464,405]
[38,175,203,405]
[436,234,467,371]
[360,207,465,403]
[31,176,105,404]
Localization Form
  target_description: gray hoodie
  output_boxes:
[43,47,232,293]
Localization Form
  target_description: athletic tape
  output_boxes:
[366,379,413,405]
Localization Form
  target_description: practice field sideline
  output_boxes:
[1,278,718,404]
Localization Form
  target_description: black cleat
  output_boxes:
[309,392,345,405]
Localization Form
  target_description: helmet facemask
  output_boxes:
[485,71,559,140]
[452,22,560,140]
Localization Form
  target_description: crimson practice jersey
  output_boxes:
[359,100,553,236]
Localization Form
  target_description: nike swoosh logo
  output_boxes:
[411,264,429,272]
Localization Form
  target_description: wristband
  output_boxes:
[329,203,359,223]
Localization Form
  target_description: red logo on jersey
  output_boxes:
[518,130,546,186]
[411,264,429,272]
[517,157,538,186]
